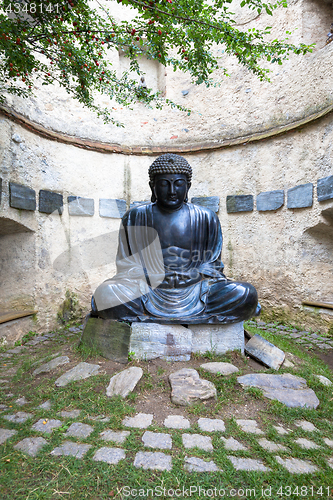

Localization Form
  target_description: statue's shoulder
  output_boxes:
[187,202,218,219]
[122,202,152,223]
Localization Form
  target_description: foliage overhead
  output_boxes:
[0,0,313,125]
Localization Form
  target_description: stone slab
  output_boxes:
[55,362,100,387]
[295,438,320,449]
[99,198,127,218]
[122,413,154,429]
[245,334,285,369]
[169,368,217,406]
[317,175,333,202]
[221,437,247,451]
[9,182,36,211]
[14,437,48,457]
[227,456,269,471]
[191,322,244,355]
[33,356,70,376]
[295,420,318,432]
[32,418,63,433]
[275,456,318,473]
[93,446,126,464]
[129,323,192,361]
[324,438,333,447]
[65,422,94,438]
[67,196,94,216]
[80,317,131,363]
[164,415,190,429]
[15,397,29,406]
[106,367,143,398]
[197,418,225,432]
[258,438,288,452]
[236,419,264,434]
[142,431,172,449]
[60,410,81,418]
[237,372,307,390]
[182,433,213,451]
[184,456,220,472]
[100,430,130,444]
[315,374,332,386]
[200,362,239,375]
[39,190,63,214]
[3,412,33,423]
[287,183,313,209]
[0,428,17,444]
[51,441,92,458]
[226,195,253,213]
[191,196,220,213]
[133,451,172,471]
[273,425,290,435]
[263,388,319,408]
[256,190,284,211]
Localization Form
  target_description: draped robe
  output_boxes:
[92,202,259,323]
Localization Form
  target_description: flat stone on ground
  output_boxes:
[93,447,126,464]
[236,419,264,434]
[100,430,130,444]
[264,388,319,408]
[184,456,220,472]
[221,437,248,451]
[32,418,63,433]
[315,375,332,386]
[142,431,172,449]
[122,413,153,429]
[15,397,29,406]
[164,415,190,429]
[327,458,333,469]
[33,356,70,376]
[182,433,213,451]
[227,456,270,472]
[55,362,100,387]
[295,438,320,449]
[51,441,92,458]
[0,428,17,444]
[169,368,217,406]
[200,362,239,376]
[295,420,318,432]
[133,451,172,471]
[258,438,288,452]
[38,401,52,410]
[275,456,318,473]
[197,418,225,432]
[323,438,333,447]
[106,367,143,398]
[3,412,33,423]
[65,422,94,438]
[273,425,290,435]
[14,437,48,457]
[244,334,285,370]
[60,410,81,418]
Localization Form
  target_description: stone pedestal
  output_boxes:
[80,317,244,362]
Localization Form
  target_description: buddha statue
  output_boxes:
[91,153,260,323]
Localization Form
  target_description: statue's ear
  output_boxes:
[149,181,156,203]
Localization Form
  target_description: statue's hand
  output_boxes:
[161,269,201,288]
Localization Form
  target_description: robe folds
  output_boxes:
[92,202,259,324]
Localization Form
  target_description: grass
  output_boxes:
[1,321,333,499]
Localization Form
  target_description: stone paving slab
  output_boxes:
[142,431,172,449]
[100,430,130,444]
[273,425,290,435]
[92,447,126,464]
[227,456,270,471]
[51,441,92,458]
[221,437,248,451]
[38,401,52,410]
[55,362,101,387]
[327,458,333,469]
[184,456,220,472]
[15,397,29,406]
[133,451,172,471]
[236,419,264,434]
[182,433,213,451]
[295,420,318,432]
[0,405,8,411]
[164,415,190,429]
[65,422,94,438]
[14,437,48,457]
[33,356,70,376]
[275,456,318,473]
[200,362,239,375]
[3,412,33,423]
[295,438,320,449]
[197,418,225,432]
[323,438,333,447]
[245,334,285,370]
[122,413,154,429]
[106,367,143,398]
[169,368,217,406]
[32,418,63,433]
[60,410,81,418]
[258,438,289,452]
[0,428,17,444]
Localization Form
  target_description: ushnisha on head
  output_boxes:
[148,154,192,205]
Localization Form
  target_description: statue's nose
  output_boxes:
[169,183,176,195]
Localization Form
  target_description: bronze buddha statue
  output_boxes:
[91,153,260,323]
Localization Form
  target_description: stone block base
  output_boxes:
[81,317,244,362]
[0,316,36,347]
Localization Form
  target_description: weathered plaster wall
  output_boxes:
[0,0,332,336]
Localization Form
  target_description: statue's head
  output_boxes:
[148,154,192,210]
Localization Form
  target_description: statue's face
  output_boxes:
[153,173,188,210]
